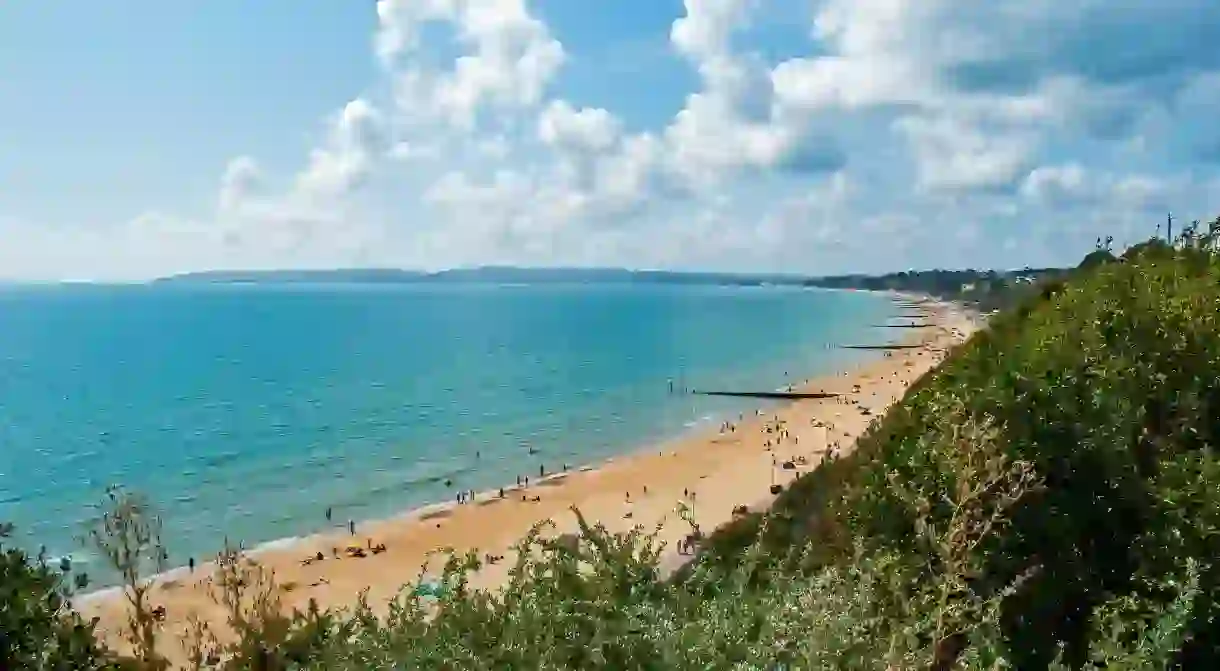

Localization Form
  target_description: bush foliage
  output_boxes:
[0,528,110,670]
[5,221,1220,669]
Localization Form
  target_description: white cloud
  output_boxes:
[294,98,387,200]
[378,0,564,130]
[896,114,1035,193]
[5,0,1220,280]
[1020,163,1091,206]
[218,156,264,213]
[537,101,620,154]
[659,0,847,186]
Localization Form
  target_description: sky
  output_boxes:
[2,0,1220,281]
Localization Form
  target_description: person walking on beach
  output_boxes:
[348,519,355,536]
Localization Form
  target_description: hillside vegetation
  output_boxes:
[3,221,1220,669]
[807,266,1070,313]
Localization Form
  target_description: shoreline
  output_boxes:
[78,293,978,660]
[72,350,862,605]
[74,297,887,600]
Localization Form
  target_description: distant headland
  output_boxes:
[152,266,812,287]
[152,265,1065,297]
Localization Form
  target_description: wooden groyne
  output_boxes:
[688,390,840,400]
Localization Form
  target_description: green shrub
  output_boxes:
[837,242,1220,667]
[0,528,112,670]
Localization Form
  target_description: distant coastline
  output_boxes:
[152,267,815,287]
[152,265,1068,312]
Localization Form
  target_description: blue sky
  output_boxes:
[1,0,1219,281]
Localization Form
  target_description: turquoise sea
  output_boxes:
[0,282,895,577]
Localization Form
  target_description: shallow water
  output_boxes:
[0,282,894,578]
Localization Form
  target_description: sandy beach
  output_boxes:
[78,293,977,661]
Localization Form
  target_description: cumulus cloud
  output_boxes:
[5,0,1220,280]
[662,0,847,184]
[295,98,387,200]
[896,114,1034,193]
[767,0,1220,195]
[1020,163,1092,207]
[378,0,565,130]
[218,156,264,213]
[537,101,620,154]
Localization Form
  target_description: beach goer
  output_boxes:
[348,519,355,536]
[188,557,195,573]
[539,464,545,478]
[499,487,505,498]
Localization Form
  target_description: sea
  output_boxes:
[0,282,896,581]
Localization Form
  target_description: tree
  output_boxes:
[1,525,110,670]
[82,486,169,670]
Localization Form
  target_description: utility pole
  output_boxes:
[1167,212,1173,243]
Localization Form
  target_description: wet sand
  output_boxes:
[78,294,977,662]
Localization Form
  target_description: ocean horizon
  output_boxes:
[0,282,896,582]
